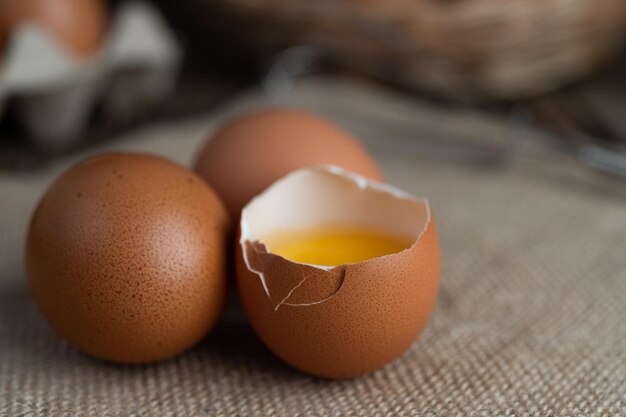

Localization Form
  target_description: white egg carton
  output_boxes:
[0,1,181,149]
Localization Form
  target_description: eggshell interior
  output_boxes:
[239,165,431,310]
[241,165,428,257]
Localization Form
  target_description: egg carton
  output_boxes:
[0,1,181,149]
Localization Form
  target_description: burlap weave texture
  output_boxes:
[1,78,625,416]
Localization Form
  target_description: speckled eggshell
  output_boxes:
[26,153,230,363]
[194,108,383,219]
[236,166,440,378]
[0,0,108,57]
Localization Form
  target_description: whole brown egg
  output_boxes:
[194,108,383,219]
[0,0,107,57]
[26,153,230,363]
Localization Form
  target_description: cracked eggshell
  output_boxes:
[236,166,440,378]
[26,153,230,364]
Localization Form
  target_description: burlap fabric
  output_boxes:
[1,78,625,416]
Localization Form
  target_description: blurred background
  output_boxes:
[0,0,625,177]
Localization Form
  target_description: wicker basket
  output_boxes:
[160,0,626,102]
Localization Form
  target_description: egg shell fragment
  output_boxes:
[236,166,440,378]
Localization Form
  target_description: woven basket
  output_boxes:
[160,0,626,102]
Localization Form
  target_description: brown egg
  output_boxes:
[0,0,107,57]
[194,108,383,219]
[26,153,230,363]
[236,166,440,378]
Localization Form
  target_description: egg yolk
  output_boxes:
[263,227,412,266]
